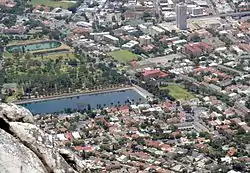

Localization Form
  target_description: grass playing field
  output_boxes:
[108,50,138,62]
[161,84,195,100]
[28,0,75,9]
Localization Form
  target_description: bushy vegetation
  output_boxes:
[3,46,128,100]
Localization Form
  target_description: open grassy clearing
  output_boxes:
[161,84,195,100]
[28,0,75,9]
[108,50,138,62]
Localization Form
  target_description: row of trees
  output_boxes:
[4,49,128,98]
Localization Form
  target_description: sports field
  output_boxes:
[161,84,195,100]
[28,0,75,9]
[108,50,138,62]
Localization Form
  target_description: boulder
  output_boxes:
[0,128,47,173]
[9,122,78,173]
[59,149,85,171]
[0,103,34,124]
[0,103,84,173]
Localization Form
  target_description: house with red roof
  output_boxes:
[130,151,151,161]
[131,134,140,139]
[141,69,167,80]
[74,146,83,152]
[160,144,172,152]
[130,60,137,68]
[65,132,73,141]
[82,146,95,152]
[142,44,155,52]
[228,147,237,156]
[72,27,91,35]
[159,35,169,43]
[119,105,130,114]
[239,43,250,53]
[145,139,161,148]
[183,42,212,57]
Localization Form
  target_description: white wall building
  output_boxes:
[76,21,92,28]
[163,11,176,21]
[160,0,174,10]
[103,35,119,45]
[122,40,139,49]
[33,7,72,17]
[138,24,149,34]
[139,35,152,46]
[90,32,110,41]
[187,5,204,16]
[150,26,165,36]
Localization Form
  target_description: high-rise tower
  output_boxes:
[176,3,187,30]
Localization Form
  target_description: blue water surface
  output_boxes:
[22,89,145,114]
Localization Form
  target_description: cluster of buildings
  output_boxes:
[34,85,250,172]
[183,42,212,57]
[32,99,214,172]
[3,0,250,172]
[32,6,72,17]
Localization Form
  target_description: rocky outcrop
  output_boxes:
[0,103,84,173]
[9,122,78,173]
[59,149,85,171]
[0,128,47,173]
[0,103,34,124]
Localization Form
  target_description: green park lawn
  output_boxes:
[28,0,75,9]
[161,84,195,100]
[108,50,138,62]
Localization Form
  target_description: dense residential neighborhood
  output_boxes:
[1,0,250,172]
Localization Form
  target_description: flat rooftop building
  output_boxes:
[103,35,119,45]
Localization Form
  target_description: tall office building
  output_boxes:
[176,3,187,30]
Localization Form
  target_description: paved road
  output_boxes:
[188,11,250,20]
[14,86,134,104]
[132,84,154,99]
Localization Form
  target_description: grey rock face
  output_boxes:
[9,122,77,173]
[0,103,82,173]
[0,103,34,124]
[0,128,47,173]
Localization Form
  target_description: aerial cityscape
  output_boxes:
[1,0,250,172]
